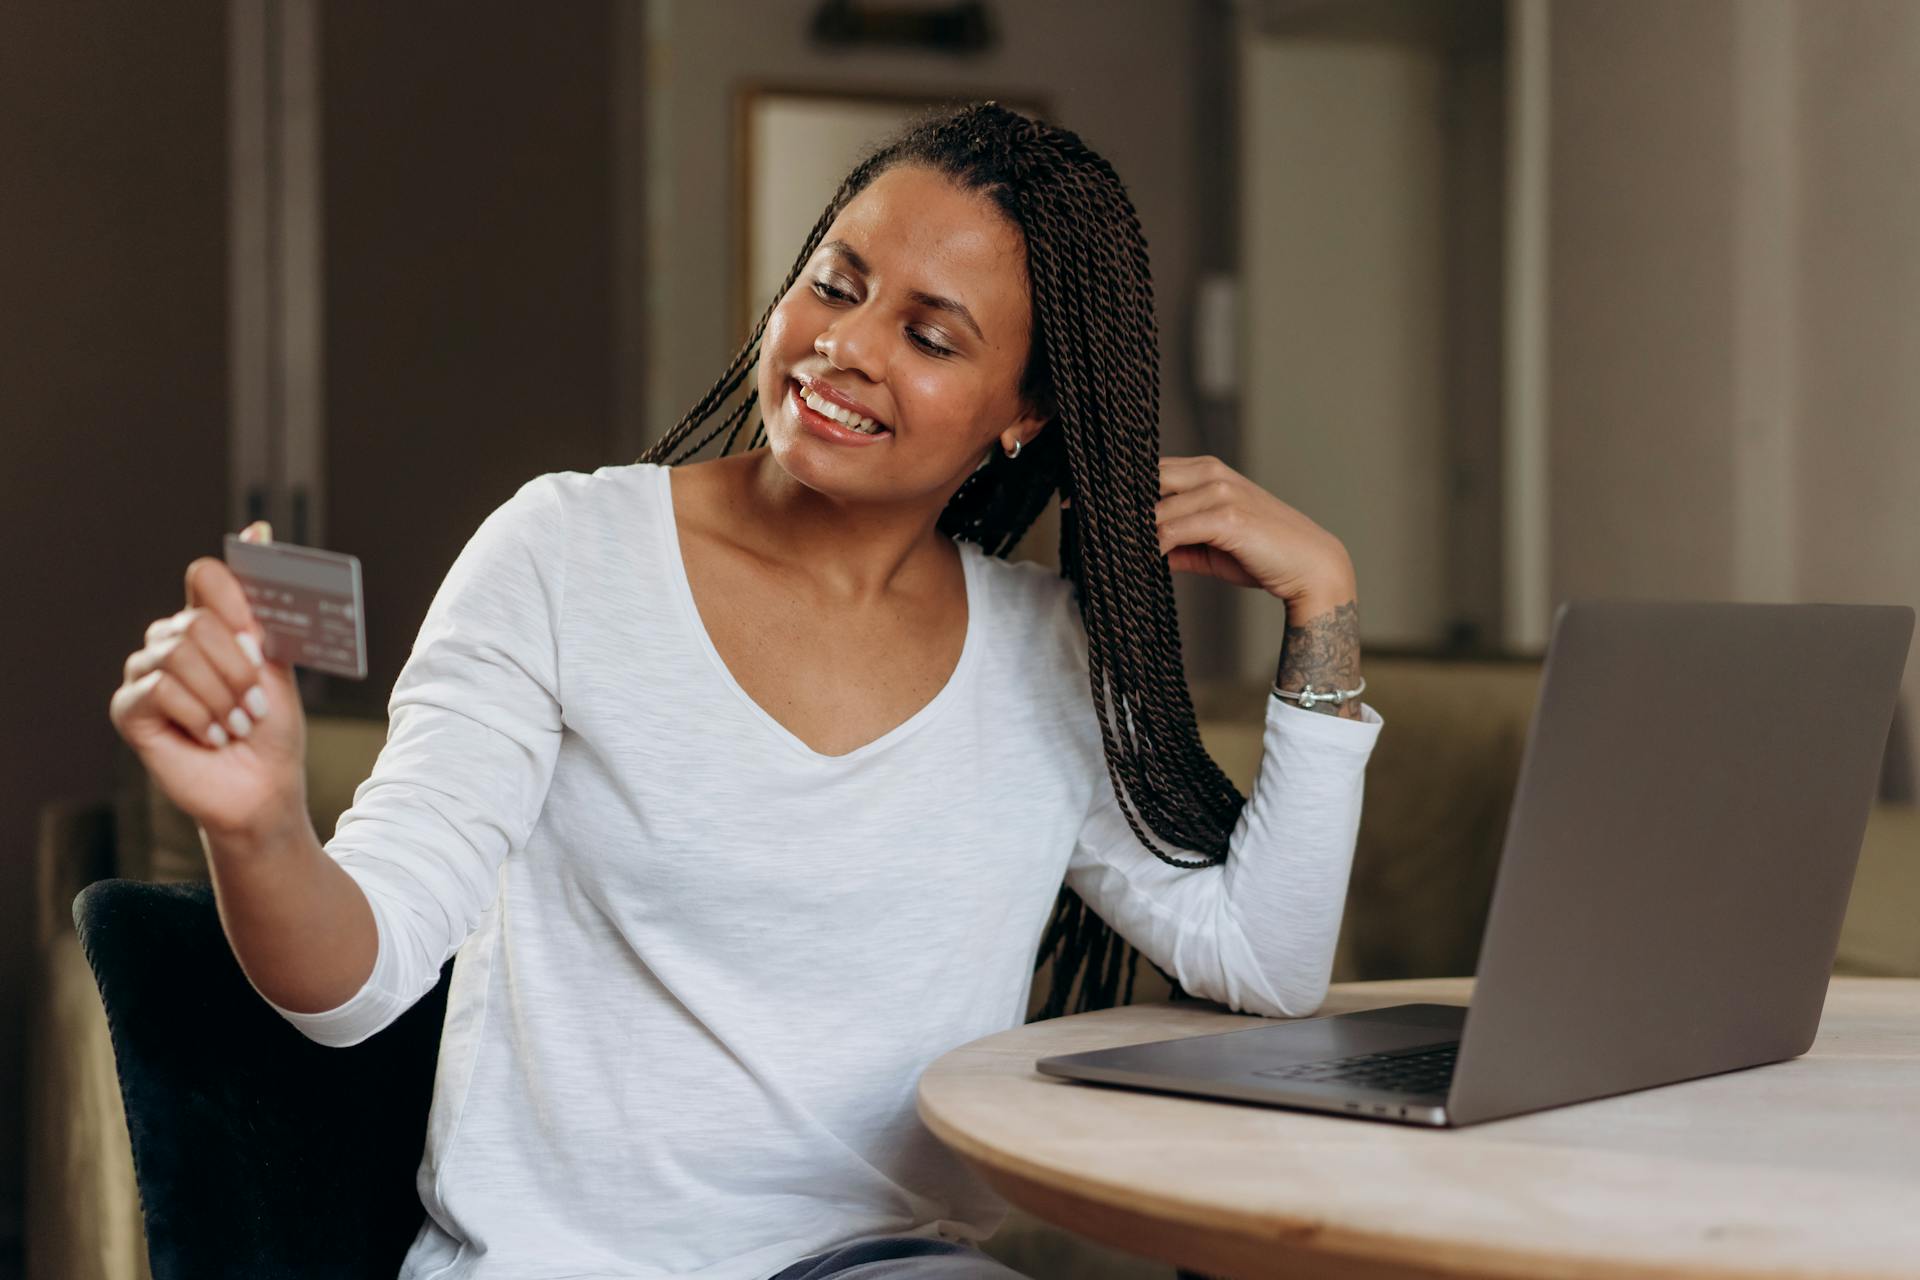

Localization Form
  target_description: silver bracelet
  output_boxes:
[1271,675,1366,709]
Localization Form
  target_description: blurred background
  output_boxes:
[5,1,1918,1277]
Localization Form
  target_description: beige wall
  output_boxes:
[1238,0,1918,787]
[1548,0,1920,798]
[1235,0,1509,669]
[1795,0,1920,799]
[1239,34,1452,662]
[1547,0,1741,604]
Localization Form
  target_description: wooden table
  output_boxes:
[917,978,1920,1280]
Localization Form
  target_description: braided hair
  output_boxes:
[634,101,1248,1021]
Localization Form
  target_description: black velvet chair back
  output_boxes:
[73,878,454,1280]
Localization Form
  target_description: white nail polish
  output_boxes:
[228,706,252,738]
[237,632,264,668]
[208,722,229,748]
[245,685,269,719]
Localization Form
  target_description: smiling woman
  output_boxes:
[637,102,1266,1020]
[237,97,1377,1280]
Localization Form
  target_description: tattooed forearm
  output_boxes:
[1274,596,1364,720]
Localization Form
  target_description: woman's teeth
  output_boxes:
[800,384,886,434]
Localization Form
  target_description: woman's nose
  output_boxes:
[814,309,887,381]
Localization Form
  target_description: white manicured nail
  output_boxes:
[208,722,229,747]
[237,632,264,667]
[228,706,252,738]
[245,685,269,719]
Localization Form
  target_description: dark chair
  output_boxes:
[73,877,454,1280]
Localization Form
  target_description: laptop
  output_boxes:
[1036,599,1915,1127]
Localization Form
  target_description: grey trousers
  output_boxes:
[766,1235,1033,1279]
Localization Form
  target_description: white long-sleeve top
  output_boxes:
[251,461,1384,1280]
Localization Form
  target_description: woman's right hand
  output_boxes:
[108,521,310,843]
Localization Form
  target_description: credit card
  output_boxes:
[222,534,368,679]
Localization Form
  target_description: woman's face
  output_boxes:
[757,163,1049,505]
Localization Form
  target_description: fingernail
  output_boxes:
[208,722,229,748]
[237,632,264,668]
[245,685,269,719]
[227,706,253,739]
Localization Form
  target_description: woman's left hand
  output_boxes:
[1154,455,1356,604]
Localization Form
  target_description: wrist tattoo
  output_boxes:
[1276,598,1364,720]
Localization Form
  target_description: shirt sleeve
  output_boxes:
[1061,601,1383,1020]
[249,473,569,1047]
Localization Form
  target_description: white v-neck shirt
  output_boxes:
[253,462,1384,1280]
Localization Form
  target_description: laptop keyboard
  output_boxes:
[1253,1042,1458,1095]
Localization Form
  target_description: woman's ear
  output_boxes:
[1010,400,1053,450]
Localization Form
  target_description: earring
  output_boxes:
[1004,437,1023,460]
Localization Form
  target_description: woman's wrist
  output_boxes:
[1274,581,1364,720]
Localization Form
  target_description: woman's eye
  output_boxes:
[812,280,955,357]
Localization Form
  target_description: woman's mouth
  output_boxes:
[790,377,892,445]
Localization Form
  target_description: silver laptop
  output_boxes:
[1036,599,1915,1127]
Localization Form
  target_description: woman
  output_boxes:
[647,101,1377,1024]
[114,103,1381,1279]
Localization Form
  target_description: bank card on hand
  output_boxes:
[222,534,368,679]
